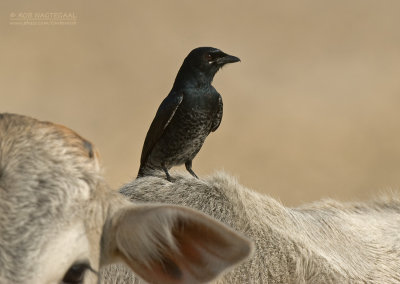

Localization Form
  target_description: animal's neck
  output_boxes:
[124,172,292,232]
[172,65,215,90]
[123,173,310,282]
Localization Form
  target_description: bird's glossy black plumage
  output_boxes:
[138,47,240,181]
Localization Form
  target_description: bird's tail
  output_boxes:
[137,165,155,178]
[137,166,145,179]
[137,165,163,179]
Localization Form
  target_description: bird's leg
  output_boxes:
[161,163,172,182]
[185,160,199,179]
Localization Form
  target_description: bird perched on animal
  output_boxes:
[137,47,240,181]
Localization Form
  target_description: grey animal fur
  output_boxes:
[0,113,251,284]
[101,172,400,283]
[0,113,105,282]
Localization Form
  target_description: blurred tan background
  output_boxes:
[1,0,400,206]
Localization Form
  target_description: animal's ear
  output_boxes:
[102,204,252,284]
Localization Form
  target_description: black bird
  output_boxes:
[138,47,240,181]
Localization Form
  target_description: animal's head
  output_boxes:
[175,47,240,86]
[0,113,252,284]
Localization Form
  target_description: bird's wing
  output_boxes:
[210,94,223,132]
[140,93,183,166]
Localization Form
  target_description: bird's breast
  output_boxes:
[182,90,219,110]
[146,91,220,168]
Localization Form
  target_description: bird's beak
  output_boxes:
[217,53,241,65]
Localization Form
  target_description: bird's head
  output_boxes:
[175,47,240,87]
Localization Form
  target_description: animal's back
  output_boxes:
[104,173,347,283]
[292,198,400,282]
[101,172,400,283]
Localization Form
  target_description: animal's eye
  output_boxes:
[62,263,91,284]
[207,54,213,60]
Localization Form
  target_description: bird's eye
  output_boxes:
[62,262,92,284]
[207,54,213,60]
